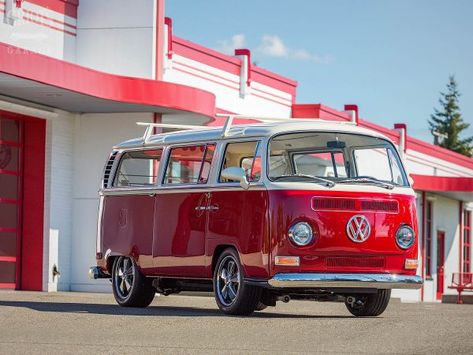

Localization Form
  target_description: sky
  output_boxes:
[165,0,473,144]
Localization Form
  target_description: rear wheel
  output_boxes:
[345,289,391,317]
[112,256,155,307]
[213,248,261,315]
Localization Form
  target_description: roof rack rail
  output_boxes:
[216,114,356,136]
[136,122,204,143]
[137,114,357,143]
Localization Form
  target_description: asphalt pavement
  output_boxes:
[0,291,471,354]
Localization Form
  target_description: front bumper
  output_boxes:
[268,273,423,289]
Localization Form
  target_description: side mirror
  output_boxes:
[221,167,250,190]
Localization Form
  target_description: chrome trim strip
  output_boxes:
[100,184,267,196]
[268,273,423,289]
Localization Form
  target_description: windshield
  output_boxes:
[268,132,408,187]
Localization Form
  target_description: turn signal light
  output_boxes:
[404,259,418,270]
[275,256,300,266]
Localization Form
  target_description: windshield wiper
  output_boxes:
[273,174,335,188]
[337,177,395,190]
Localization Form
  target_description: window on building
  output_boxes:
[164,144,215,185]
[464,210,471,273]
[220,141,261,183]
[425,200,433,278]
[114,149,162,187]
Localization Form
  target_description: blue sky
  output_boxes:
[166,0,473,143]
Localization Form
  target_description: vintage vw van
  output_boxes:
[89,118,423,316]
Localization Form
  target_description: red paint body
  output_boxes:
[100,187,418,281]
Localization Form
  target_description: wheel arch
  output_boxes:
[211,244,239,275]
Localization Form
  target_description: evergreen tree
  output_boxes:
[429,75,473,157]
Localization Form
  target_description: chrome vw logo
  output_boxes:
[346,215,371,243]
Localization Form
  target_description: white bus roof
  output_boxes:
[114,119,391,149]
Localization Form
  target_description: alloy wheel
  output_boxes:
[216,256,241,306]
[114,257,135,299]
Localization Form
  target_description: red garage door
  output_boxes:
[0,111,45,291]
[0,117,22,289]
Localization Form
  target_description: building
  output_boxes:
[0,0,472,302]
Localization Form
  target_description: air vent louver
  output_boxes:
[312,197,399,213]
[103,151,118,188]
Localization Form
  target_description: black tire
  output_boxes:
[112,256,155,308]
[213,248,262,315]
[345,289,391,317]
[255,302,268,311]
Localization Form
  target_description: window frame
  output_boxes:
[112,148,163,188]
[218,139,263,184]
[266,131,409,186]
[425,200,433,279]
[463,210,471,273]
[162,143,216,186]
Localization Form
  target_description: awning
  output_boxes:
[411,174,473,201]
[0,42,216,117]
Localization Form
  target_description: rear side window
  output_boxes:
[220,141,262,183]
[113,149,162,187]
[164,144,215,185]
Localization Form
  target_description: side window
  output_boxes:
[164,144,215,185]
[113,149,162,187]
[220,141,261,183]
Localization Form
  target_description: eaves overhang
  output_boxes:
[0,42,216,117]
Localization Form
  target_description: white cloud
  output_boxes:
[257,35,332,64]
[258,35,288,57]
[216,34,246,54]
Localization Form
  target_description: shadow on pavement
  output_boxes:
[0,300,355,319]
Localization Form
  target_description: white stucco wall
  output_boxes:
[42,112,75,291]
[0,0,76,61]
[69,112,153,292]
[75,0,156,78]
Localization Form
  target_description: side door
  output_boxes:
[153,143,215,277]
[101,149,162,271]
[206,140,270,279]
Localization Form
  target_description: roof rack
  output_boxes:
[136,122,205,143]
[137,114,357,142]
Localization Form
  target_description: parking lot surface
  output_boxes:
[0,291,472,354]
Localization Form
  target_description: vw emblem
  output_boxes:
[346,215,371,243]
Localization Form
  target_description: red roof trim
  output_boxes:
[172,36,297,95]
[25,0,78,19]
[0,42,216,117]
[292,104,351,121]
[411,174,473,192]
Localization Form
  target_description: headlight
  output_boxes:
[288,222,314,246]
[396,225,415,249]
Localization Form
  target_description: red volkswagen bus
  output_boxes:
[89,118,422,316]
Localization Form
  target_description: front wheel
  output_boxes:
[112,256,155,308]
[345,289,391,317]
[213,248,262,315]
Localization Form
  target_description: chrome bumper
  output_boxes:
[88,266,110,280]
[268,273,423,289]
